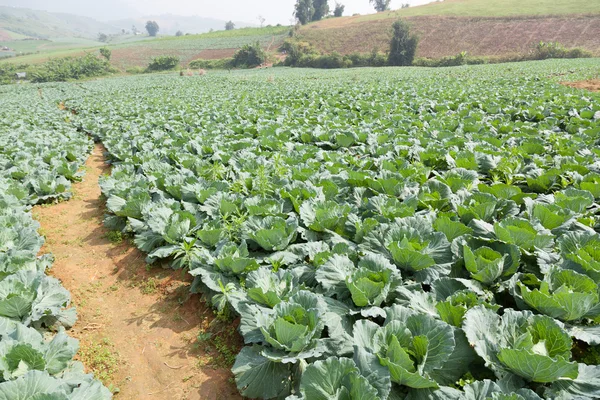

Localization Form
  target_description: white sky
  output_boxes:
[128,0,436,24]
[0,0,436,23]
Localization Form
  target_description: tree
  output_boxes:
[388,19,418,66]
[175,30,184,37]
[401,3,410,8]
[146,21,159,37]
[312,0,330,21]
[370,0,391,12]
[258,15,266,27]
[99,47,111,61]
[294,0,314,25]
[225,21,235,30]
[334,2,345,17]
[132,25,138,35]
[97,33,108,43]
[233,41,266,67]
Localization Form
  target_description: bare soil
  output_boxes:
[561,80,600,92]
[33,143,243,400]
[110,48,237,69]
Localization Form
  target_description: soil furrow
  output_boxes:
[32,143,241,400]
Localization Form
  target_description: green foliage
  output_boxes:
[225,21,235,31]
[175,30,183,37]
[281,39,387,69]
[99,47,111,61]
[294,0,315,25]
[188,58,234,70]
[146,55,180,71]
[370,0,392,12]
[334,2,345,17]
[8,58,600,399]
[312,0,330,21]
[412,44,591,68]
[0,86,110,398]
[532,41,593,60]
[388,19,418,66]
[28,53,112,83]
[125,66,146,74]
[145,20,159,37]
[232,42,266,68]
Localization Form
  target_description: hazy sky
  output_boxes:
[0,0,436,23]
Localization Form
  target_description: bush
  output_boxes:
[28,54,112,83]
[233,42,266,68]
[532,41,592,60]
[388,19,418,66]
[99,47,111,61]
[126,66,146,74]
[147,55,179,71]
[188,58,234,70]
[413,53,489,68]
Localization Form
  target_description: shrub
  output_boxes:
[189,58,234,70]
[28,54,112,83]
[147,55,180,71]
[413,53,489,68]
[99,47,111,61]
[0,63,28,85]
[532,42,592,60]
[126,66,146,74]
[233,42,266,68]
[388,19,418,66]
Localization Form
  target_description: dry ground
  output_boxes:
[561,80,600,92]
[33,144,243,400]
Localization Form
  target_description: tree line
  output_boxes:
[294,0,401,25]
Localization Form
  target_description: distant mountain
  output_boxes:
[0,6,119,39]
[110,14,256,36]
[0,6,256,41]
[0,0,138,22]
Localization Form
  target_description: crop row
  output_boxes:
[0,88,111,398]
[61,61,600,399]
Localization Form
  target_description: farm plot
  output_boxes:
[0,87,111,398]
[54,59,600,399]
[1,58,600,399]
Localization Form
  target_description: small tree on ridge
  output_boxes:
[370,0,391,12]
[388,19,418,66]
[294,0,315,25]
[146,21,159,37]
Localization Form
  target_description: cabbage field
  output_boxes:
[0,88,111,398]
[2,59,600,399]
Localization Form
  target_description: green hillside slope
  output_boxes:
[0,6,117,39]
[360,0,600,20]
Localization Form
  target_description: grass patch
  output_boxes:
[78,338,120,384]
[104,231,123,244]
[358,0,600,20]
[140,277,158,295]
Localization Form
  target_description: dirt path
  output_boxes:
[33,143,242,400]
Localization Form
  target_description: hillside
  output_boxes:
[1,0,599,68]
[0,6,118,39]
[0,6,254,40]
[300,14,600,59]
[298,0,600,58]
[0,26,290,68]
[111,14,255,36]
[358,0,600,19]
